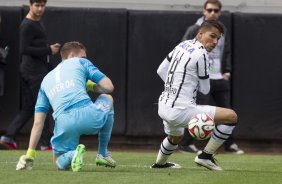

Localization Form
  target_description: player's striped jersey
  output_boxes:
[157,39,210,109]
[35,57,106,119]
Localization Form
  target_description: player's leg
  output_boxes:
[51,112,84,171]
[53,144,86,172]
[203,107,237,154]
[152,103,193,169]
[151,116,183,169]
[195,106,238,171]
[179,92,210,153]
[54,150,75,170]
[94,94,116,168]
[151,133,182,169]
[213,82,244,154]
[1,77,34,149]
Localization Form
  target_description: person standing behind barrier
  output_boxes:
[0,0,60,150]
[179,0,244,154]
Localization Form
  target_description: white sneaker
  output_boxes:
[195,155,223,171]
[226,143,245,154]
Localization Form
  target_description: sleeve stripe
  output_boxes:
[197,53,209,79]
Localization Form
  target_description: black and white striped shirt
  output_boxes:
[157,39,210,108]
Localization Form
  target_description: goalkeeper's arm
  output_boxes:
[86,77,114,94]
[28,112,46,149]
[16,112,46,170]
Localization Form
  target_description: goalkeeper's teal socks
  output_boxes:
[56,151,75,170]
[98,110,114,157]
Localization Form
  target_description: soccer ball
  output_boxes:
[188,113,215,140]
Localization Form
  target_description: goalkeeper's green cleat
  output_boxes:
[95,154,117,168]
[71,144,86,172]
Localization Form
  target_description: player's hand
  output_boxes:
[222,73,230,81]
[50,43,61,55]
[16,155,34,170]
[16,148,36,171]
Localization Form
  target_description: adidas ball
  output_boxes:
[188,113,215,140]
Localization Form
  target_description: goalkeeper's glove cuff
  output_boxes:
[26,148,36,159]
[86,80,96,92]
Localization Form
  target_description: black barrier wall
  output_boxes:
[0,7,22,131]
[232,12,282,140]
[0,7,282,140]
[43,7,128,135]
[0,7,127,135]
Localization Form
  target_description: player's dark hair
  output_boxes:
[199,20,224,35]
[30,0,47,4]
[204,0,222,10]
[60,41,86,60]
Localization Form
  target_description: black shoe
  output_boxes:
[150,162,181,169]
[178,144,199,153]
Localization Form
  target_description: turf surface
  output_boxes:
[1,150,281,184]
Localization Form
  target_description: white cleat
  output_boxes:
[195,156,223,171]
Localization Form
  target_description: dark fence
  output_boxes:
[0,7,281,140]
[0,7,22,131]
[232,12,282,140]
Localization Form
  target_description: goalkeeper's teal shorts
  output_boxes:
[51,96,114,157]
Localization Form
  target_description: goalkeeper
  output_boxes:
[16,41,116,172]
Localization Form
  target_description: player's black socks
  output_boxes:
[198,151,212,159]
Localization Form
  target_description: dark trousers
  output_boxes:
[4,73,52,146]
[180,79,234,150]
[0,65,5,96]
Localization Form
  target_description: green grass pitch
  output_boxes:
[1,150,282,184]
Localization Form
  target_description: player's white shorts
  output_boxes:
[158,102,216,136]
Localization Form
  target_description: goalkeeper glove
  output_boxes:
[86,80,96,92]
[16,148,36,171]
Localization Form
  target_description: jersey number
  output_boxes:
[166,52,183,85]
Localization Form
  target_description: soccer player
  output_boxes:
[16,41,116,171]
[179,0,244,155]
[151,20,238,171]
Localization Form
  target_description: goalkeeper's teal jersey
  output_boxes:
[35,57,105,119]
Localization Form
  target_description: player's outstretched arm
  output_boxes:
[16,112,46,170]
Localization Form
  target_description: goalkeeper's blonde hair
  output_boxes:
[60,41,86,60]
